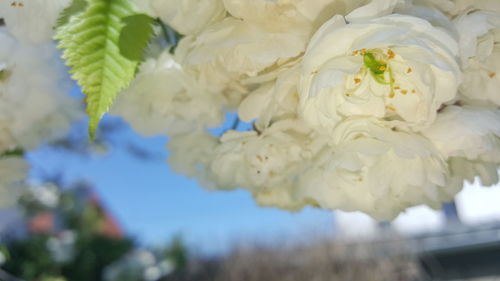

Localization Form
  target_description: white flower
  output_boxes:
[298,117,449,220]
[154,0,226,35]
[453,0,500,14]
[0,156,28,208]
[299,12,461,133]
[394,0,457,31]
[238,64,301,127]
[175,0,349,106]
[0,28,82,152]
[447,157,499,194]
[175,17,309,106]
[422,105,500,204]
[422,105,500,162]
[111,51,224,137]
[223,0,364,28]
[210,120,316,210]
[167,131,219,189]
[455,10,500,106]
[0,0,71,43]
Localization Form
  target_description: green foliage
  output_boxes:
[56,0,88,28]
[61,235,133,281]
[119,14,156,61]
[41,277,67,281]
[166,235,189,271]
[55,0,139,140]
[0,147,24,158]
[4,235,60,280]
[4,187,134,281]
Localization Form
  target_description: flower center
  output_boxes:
[350,48,414,99]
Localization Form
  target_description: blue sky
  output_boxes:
[27,113,336,253]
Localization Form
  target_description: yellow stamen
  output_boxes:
[387,50,396,59]
[386,105,396,111]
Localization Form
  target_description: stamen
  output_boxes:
[387,50,396,59]
[386,105,396,111]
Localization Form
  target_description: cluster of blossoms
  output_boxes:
[0,2,82,208]
[104,0,500,220]
[115,0,500,220]
[2,0,500,221]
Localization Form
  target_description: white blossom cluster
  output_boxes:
[0,2,82,208]
[110,0,500,220]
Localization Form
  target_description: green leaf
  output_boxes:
[119,14,156,61]
[56,0,88,28]
[56,0,138,140]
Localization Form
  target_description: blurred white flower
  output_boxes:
[0,28,82,152]
[0,0,71,43]
[0,251,6,265]
[298,117,449,220]
[455,10,500,106]
[0,156,28,208]
[144,266,162,281]
[104,249,173,281]
[299,12,461,133]
[30,185,60,208]
[111,51,224,137]
[46,231,76,263]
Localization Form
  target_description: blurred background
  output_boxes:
[1,84,500,281]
